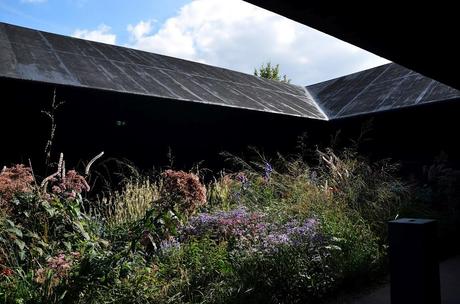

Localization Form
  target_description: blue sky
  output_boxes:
[0,0,190,41]
[0,0,389,85]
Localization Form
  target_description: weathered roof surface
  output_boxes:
[1,22,459,121]
[307,63,460,119]
[0,22,326,120]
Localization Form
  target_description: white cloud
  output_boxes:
[20,0,47,3]
[126,0,389,85]
[72,24,116,45]
[127,20,154,41]
[127,18,196,59]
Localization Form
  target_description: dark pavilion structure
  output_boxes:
[1,22,460,170]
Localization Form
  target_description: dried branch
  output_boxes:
[42,89,65,167]
[28,158,39,188]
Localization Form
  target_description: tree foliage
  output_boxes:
[254,62,291,83]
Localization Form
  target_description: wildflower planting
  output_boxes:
[0,148,416,303]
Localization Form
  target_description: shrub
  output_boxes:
[231,240,339,303]
[155,238,235,304]
[160,170,207,216]
[49,170,90,199]
[0,164,35,212]
[66,250,160,304]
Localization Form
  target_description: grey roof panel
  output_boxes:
[307,64,389,116]
[0,39,17,77]
[425,81,460,102]
[160,69,229,104]
[4,23,44,48]
[307,63,460,119]
[1,22,459,121]
[0,22,325,120]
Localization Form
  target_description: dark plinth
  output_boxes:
[388,218,440,304]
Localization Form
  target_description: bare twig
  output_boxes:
[28,158,39,188]
[42,89,65,167]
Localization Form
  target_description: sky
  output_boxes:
[0,0,390,85]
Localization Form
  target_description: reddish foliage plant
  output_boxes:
[51,170,90,199]
[0,164,34,207]
[161,170,207,215]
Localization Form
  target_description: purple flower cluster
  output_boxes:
[235,172,250,190]
[181,207,264,243]
[233,172,250,202]
[264,162,273,182]
[182,206,320,253]
[260,218,319,252]
[159,238,181,253]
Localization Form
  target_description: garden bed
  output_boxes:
[1,149,457,303]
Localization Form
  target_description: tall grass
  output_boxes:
[95,177,161,229]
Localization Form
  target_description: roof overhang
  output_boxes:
[244,1,460,90]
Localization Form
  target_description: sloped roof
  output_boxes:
[1,22,459,121]
[0,22,326,120]
[307,63,460,119]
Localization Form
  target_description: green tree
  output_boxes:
[254,62,291,83]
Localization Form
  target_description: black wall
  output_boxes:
[330,99,460,175]
[0,78,327,172]
[1,77,459,175]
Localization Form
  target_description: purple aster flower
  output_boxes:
[263,162,273,181]
[159,238,180,252]
[236,172,250,190]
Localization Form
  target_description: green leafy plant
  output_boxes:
[1,147,420,303]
